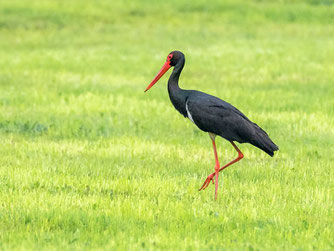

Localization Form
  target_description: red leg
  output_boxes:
[198,133,220,200]
[210,134,220,200]
[199,141,244,194]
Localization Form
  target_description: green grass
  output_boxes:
[0,0,334,249]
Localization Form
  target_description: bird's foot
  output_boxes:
[198,173,215,191]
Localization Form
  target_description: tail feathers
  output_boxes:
[251,124,279,157]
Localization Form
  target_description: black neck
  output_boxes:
[167,56,188,117]
[168,57,185,92]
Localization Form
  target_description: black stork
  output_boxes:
[145,51,278,200]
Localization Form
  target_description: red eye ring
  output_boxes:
[167,54,173,60]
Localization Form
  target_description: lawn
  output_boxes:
[0,0,333,250]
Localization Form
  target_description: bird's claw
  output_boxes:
[198,173,215,191]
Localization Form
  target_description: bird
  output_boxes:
[144,51,278,200]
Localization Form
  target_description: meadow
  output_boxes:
[0,0,333,249]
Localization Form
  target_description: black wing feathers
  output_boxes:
[186,90,278,156]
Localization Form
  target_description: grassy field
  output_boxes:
[0,0,334,249]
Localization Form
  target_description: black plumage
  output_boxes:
[145,50,278,199]
[167,51,278,156]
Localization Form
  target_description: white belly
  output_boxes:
[185,101,194,123]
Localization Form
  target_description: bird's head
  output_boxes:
[145,51,184,92]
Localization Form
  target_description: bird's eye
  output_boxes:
[168,54,173,60]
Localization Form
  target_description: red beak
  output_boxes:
[145,60,171,92]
